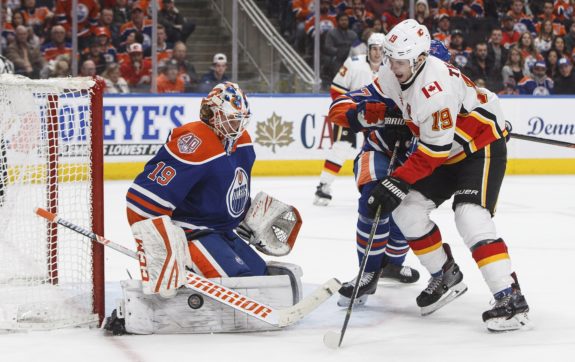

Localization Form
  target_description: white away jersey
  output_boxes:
[331,55,379,97]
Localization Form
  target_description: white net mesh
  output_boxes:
[0,75,100,330]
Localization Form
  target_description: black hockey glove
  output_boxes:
[382,125,413,153]
[236,221,255,244]
[367,176,409,216]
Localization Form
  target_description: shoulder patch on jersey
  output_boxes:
[422,81,443,98]
[351,56,359,61]
[177,132,202,154]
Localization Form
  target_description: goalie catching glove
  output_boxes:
[131,215,192,298]
[236,192,302,256]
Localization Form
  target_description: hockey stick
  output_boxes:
[34,207,341,328]
[324,141,401,349]
[510,133,575,149]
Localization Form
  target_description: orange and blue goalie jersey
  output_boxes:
[126,121,255,237]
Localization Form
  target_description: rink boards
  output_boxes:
[99,94,575,179]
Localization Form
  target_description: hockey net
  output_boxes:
[0,75,104,330]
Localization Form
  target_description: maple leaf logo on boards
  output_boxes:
[255,112,295,153]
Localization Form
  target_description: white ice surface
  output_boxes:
[2,175,575,362]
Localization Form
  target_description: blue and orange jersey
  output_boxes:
[304,13,336,36]
[41,41,72,61]
[55,0,100,37]
[119,18,153,48]
[450,0,484,17]
[126,121,255,236]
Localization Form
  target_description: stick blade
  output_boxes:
[323,330,341,349]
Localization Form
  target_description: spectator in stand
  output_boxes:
[11,11,25,29]
[79,59,97,77]
[552,36,569,57]
[324,12,358,80]
[366,0,388,19]
[433,13,452,46]
[158,0,195,43]
[304,0,336,38]
[535,19,555,54]
[517,60,554,94]
[464,41,503,92]
[449,29,472,68]
[346,0,376,36]
[382,0,408,33]
[517,31,544,72]
[144,24,172,64]
[171,41,197,91]
[502,46,526,85]
[536,1,566,36]
[545,48,560,78]
[54,0,100,49]
[415,0,433,30]
[157,59,184,93]
[349,28,373,56]
[553,57,575,93]
[40,24,71,62]
[450,0,484,19]
[5,25,44,78]
[100,7,121,47]
[487,28,509,72]
[102,62,130,94]
[564,22,575,54]
[112,0,131,47]
[291,0,313,54]
[507,0,536,34]
[120,42,151,89]
[40,53,71,79]
[120,1,153,52]
[553,0,572,23]
[19,0,53,39]
[498,78,519,94]
[501,14,521,48]
[80,38,108,74]
[93,26,118,65]
[198,53,229,93]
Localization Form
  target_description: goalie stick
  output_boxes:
[509,133,575,149]
[34,207,341,328]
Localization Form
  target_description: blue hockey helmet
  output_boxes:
[429,39,451,62]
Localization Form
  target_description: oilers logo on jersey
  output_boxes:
[227,167,250,218]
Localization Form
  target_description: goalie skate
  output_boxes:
[313,182,332,206]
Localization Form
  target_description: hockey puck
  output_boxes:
[187,294,204,309]
[323,330,341,349]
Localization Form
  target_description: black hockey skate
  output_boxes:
[416,244,468,316]
[482,284,530,332]
[313,182,332,206]
[337,271,380,307]
[380,263,420,284]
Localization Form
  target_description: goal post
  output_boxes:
[0,74,104,330]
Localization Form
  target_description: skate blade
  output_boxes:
[337,294,369,307]
[420,281,468,316]
[486,312,531,332]
[313,196,331,206]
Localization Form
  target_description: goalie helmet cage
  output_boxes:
[0,75,104,330]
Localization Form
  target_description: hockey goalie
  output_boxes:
[106,82,306,334]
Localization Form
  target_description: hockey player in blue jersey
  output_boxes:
[329,40,452,306]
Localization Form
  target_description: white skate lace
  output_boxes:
[400,266,412,277]
[423,275,442,294]
[346,272,375,288]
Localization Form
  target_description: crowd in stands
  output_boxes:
[266,0,575,94]
[2,0,575,95]
[0,0,233,93]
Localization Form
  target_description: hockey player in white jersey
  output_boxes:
[314,33,386,206]
[365,19,530,332]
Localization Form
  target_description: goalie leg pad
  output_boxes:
[119,262,302,334]
[131,216,192,298]
[188,231,267,278]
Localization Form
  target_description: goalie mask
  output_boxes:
[200,82,251,155]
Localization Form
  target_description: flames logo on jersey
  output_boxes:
[226,167,250,218]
